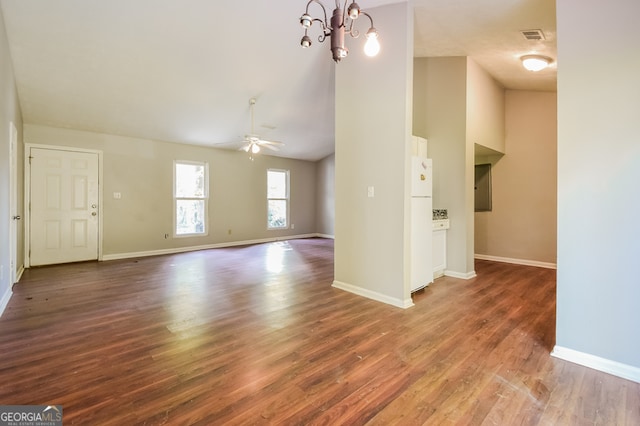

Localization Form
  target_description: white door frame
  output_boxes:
[9,122,18,283]
[24,143,104,268]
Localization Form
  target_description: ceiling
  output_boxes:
[0,0,556,161]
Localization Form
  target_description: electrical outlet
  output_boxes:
[291,224,295,230]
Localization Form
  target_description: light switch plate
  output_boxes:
[367,186,374,198]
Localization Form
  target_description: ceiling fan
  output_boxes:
[239,98,284,157]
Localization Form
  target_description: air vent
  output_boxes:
[520,29,546,41]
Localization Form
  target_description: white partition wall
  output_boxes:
[555,0,640,382]
[333,2,414,308]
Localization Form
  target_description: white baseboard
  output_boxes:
[16,265,24,283]
[444,270,477,280]
[102,233,321,261]
[332,280,414,309]
[475,254,557,270]
[316,233,334,239]
[552,345,640,384]
[0,286,12,318]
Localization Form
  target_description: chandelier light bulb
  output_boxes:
[251,144,260,154]
[364,29,380,57]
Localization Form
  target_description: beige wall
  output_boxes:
[24,124,317,257]
[414,56,475,277]
[467,59,505,154]
[334,2,414,307]
[0,6,23,310]
[556,0,640,374]
[316,153,334,237]
[475,90,557,265]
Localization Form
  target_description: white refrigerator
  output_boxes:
[411,156,433,292]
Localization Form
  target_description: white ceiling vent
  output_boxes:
[520,29,546,41]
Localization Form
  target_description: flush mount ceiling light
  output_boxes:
[521,55,552,72]
[299,0,380,62]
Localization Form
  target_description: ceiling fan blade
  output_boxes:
[255,138,284,151]
[212,141,249,153]
[257,139,284,146]
[212,141,240,147]
[257,142,280,151]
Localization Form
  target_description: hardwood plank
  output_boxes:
[0,238,638,425]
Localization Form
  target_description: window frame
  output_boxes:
[173,160,209,238]
[267,168,290,230]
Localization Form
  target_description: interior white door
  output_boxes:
[411,196,433,292]
[29,147,99,266]
[9,122,18,282]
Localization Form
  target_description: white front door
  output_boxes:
[29,147,100,266]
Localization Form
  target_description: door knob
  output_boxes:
[91,212,97,216]
[13,215,21,220]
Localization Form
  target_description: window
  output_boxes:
[267,169,289,229]
[174,161,208,236]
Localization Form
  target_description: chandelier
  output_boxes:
[299,1,380,62]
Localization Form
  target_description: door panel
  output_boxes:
[30,147,99,266]
[411,196,433,292]
[9,122,18,283]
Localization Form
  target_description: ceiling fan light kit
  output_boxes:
[299,0,380,62]
[240,98,284,160]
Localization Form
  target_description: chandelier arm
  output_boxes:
[342,0,349,18]
[306,0,329,27]
[347,19,358,38]
[312,17,328,31]
[361,11,374,28]
[307,17,329,42]
[350,11,373,38]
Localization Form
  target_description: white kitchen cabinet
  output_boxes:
[432,219,449,278]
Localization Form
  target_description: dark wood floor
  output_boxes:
[1,238,638,425]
